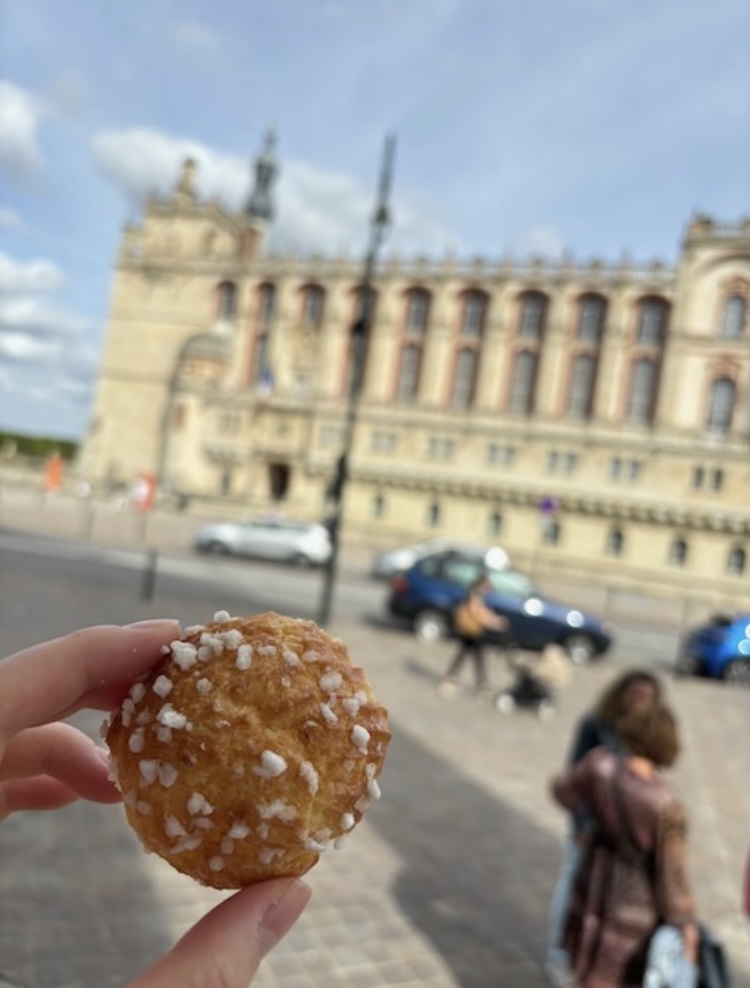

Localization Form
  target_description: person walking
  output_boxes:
[550,703,698,988]
[438,575,507,697]
[545,669,662,986]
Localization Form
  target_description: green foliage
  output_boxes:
[0,431,78,460]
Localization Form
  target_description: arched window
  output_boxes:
[518,292,547,341]
[706,377,735,435]
[727,546,746,576]
[427,500,441,528]
[217,281,237,319]
[508,351,538,415]
[567,354,597,420]
[605,528,624,557]
[577,295,606,343]
[302,285,325,327]
[451,348,478,409]
[461,291,486,338]
[258,283,276,326]
[396,343,422,404]
[636,298,668,346]
[668,537,688,567]
[627,358,658,425]
[406,289,430,336]
[722,295,746,339]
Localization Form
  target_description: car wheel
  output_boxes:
[674,653,699,679]
[563,633,596,665]
[414,609,450,644]
[207,541,230,556]
[495,692,516,714]
[722,659,750,688]
[291,553,313,568]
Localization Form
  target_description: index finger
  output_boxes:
[0,621,180,745]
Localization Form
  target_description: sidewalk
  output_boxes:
[0,493,749,987]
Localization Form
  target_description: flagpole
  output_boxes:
[317,135,396,627]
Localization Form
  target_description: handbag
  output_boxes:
[454,598,484,638]
[696,924,732,988]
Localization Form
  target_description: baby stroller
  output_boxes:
[494,644,571,721]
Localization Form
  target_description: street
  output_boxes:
[0,535,748,988]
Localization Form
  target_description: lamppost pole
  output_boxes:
[317,135,396,627]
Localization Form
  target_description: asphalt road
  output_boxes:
[0,530,681,668]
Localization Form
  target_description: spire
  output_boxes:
[245,127,278,223]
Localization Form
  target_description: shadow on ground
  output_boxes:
[369,725,558,988]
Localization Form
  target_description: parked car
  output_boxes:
[372,537,509,580]
[675,612,750,686]
[387,548,613,664]
[193,518,331,567]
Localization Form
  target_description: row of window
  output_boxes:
[369,494,749,575]
[217,280,750,343]
[395,343,740,432]
[248,330,740,435]
[359,430,728,490]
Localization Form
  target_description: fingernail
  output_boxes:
[125,619,181,631]
[259,879,311,953]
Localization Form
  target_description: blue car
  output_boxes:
[387,548,613,664]
[676,613,750,686]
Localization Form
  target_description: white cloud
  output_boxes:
[0,252,65,294]
[91,126,460,256]
[0,81,46,175]
[0,297,88,338]
[0,207,21,228]
[0,333,62,364]
[165,19,232,63]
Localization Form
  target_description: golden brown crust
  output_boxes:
[106,611,390,889]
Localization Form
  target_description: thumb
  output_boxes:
[129,878,311,987]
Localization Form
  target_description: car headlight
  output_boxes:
[566,610,585,628]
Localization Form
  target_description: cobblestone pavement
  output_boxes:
[0,525,748,986]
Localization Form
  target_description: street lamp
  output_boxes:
[317,135,396,627]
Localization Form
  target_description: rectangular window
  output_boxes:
[427,437,454,460]
[370,431,399,454]
[320,425,343,447]
[546,450,559,473]
[487,443,516,466]
[609,457,622,480]
[709,468,724,492]
[563,452,578,474]
[692,465,705,490]
[628,459,641,482]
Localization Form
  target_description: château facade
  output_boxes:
[79,134,750,602]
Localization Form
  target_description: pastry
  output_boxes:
[105,610,390,888]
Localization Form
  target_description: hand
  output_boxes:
[0,622,311,986]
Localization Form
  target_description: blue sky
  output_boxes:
[1,0,748,439]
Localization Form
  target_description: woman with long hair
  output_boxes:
[550,704,698,987]
[546,669,662,986]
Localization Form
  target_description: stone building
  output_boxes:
[79,133,750,602]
